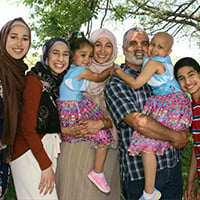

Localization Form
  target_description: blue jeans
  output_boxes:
[121,162,182,200]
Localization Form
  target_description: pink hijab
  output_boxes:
[86,28,118,95]
[86,29,119,148]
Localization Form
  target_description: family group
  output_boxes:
[0,17,199,200]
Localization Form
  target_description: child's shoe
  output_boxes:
[88,169,110,193]
[139,188,161,200]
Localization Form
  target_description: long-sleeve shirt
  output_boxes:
[12,75,52,170]
[192,97,200,185]
[105,63,183,181]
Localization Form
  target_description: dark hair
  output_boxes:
[174,57,200,80]
[68,32,93,55]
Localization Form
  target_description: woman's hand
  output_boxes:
[61,124,82,136]
[75,120,104,138]
[61,118,112,138]
[38,166,55,195]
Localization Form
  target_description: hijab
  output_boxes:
[0,18,31,147]
[87,28,118,95]
[28,37,70,134]
[87,28,119,148]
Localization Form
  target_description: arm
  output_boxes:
[21,76,52,170]
[124,112,189,149]
[61,118,113,138]
[115,60,165,89]
[77,66,114,82]
[20,76,54,194]
[184,147,197,200]
[105,73,188,148]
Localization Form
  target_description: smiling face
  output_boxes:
[6,25,30,59]
[48,43,70,76]
[123,31,149,70]
[148,32,173,57]
[93,37,113,64]
[71,44,93,67]
[177,66,200,102]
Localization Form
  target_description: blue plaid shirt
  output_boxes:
[104,63,182,181]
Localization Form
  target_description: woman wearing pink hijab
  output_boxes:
[56,28,120,200]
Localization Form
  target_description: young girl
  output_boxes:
[114,32,192,200]
[56,32,113,194]
[174,57,200,200]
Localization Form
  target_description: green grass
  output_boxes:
[4,139,197,200]
[4,175,17,200]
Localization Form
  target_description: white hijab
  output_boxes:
[86,28,118,95]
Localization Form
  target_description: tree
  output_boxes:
[110,0,200,45]
[22,0,200,47]
[22,0,100,47]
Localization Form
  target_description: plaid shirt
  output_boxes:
[104,63,182,181]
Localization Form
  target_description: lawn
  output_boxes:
[4,139,197,200]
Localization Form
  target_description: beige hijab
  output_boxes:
[86,28,118,95]
[85,28,119,148]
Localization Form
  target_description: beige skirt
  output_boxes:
[56,141,120,200]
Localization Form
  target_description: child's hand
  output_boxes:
[77,74,82,81]
[115,68,123,75]
[110,68,117,75]
[110,67,123,75]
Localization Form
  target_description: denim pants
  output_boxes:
[121,162,182,200]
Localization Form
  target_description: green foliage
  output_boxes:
[5,175,17,200]
[111,0,200,45]
[22,0,200,48]
[23,0,100,47]
[111,3,132,21]
[182,136,199,198]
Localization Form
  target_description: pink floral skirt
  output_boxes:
[128,92,192,156]
[56,95,113,149]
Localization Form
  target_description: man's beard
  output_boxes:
[125,50,147,66]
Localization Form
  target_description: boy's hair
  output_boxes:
[68,31,93,55]
[174,57,200,80]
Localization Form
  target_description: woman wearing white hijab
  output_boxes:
[56,28,120,200]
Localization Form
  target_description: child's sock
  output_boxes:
[143,188,161,200]
[143,190,154,200]
[93,171,104,178]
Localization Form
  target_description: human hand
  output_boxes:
[38,166,55,195]
[75,120,104,138]
[184,182,197,200]
[197,187,200,200]
[110,68,119,75]
[61,125,82,136]
[171,129,189,149]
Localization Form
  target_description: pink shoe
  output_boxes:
[88,169,110,193]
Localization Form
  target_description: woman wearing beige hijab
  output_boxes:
[56,28,120,200]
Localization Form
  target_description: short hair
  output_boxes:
[174,57,200,80]
[122,27,149,47]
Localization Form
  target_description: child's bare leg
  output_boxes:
[88,148,110,193]
[141,151,157,194]
[94,148,108,173]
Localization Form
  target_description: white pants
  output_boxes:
[10,134,61,200]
